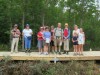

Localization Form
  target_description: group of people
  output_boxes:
[11,24,33,53]
[11,23,85,56]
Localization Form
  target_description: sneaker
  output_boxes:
[63,51,66,54]
[46,52,48,55]
[66,51,69,55]
[11,52,13,54]
[28,49,31,53]
[44,52,48,55]
[15,51,18,53]
[58,52,61,55]
[25,49,28,53]
[73,53,77,56]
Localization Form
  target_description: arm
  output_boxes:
[72,38,74,42]
[30,29,33,35]
[67,29,71,39]
[11,30,15,35]
[22,29,24,36]
[17,29,21,35]
[83,32,85,40]
[61,29,64,40]
[43,32,45,40]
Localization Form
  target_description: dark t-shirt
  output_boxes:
[73,36,78,41]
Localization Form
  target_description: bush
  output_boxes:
[0,59,100,75]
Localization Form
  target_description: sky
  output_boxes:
[95,0,100,10]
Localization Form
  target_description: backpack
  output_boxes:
[54,28,63,37]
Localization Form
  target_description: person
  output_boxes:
[37,27,44,54]
[72,32,78,55]
[43,27,51,55]
[63,23,70,55]
[22,24,33,53]
[73,25,80,36]
[50,25,55,53]
[72,25,80,54]
[11,24,21,53]
[78,28,85,55]
[54,23,63,55]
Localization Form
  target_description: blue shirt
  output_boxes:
[43,31,51,39]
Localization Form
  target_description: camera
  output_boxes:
[13,30,16,32]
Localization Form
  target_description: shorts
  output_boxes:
[73,42,78,45]
[37,40,44,48]
[44,40,50,46]
[50,40,54,46]
[78,40,84,44]
[54,36,62,46]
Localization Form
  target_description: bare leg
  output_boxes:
[81,44,83,55]
[77,45,79,54]
[78,44,81,55]
[73,45,76,54]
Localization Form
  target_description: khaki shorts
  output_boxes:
[54,36,62,46]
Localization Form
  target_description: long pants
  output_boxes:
[24,37,31,49]
[64,39,69,51]
[11,38,19,52]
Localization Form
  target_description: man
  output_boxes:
[63,23,70,54]
[11,24,21,53]
[54,23,63,54]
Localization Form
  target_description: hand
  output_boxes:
[30,33,32,35]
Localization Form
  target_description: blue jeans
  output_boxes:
[24,36,32,49]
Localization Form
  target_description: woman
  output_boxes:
[50,26,55,53]
[72,25,80,55]
[63,23,70,55]
[73,25,80,35]
[37,27,44,54]
[43,27,51,55]
[23,24,33,53]
[78,28,85,55]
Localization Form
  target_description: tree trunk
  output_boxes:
[22,12,25,50]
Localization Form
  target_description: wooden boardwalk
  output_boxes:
[0,51,100,61]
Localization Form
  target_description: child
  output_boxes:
[72,32,78,55]
[37,27,44,54]
[43,27,51,55]
[78,28,85,55]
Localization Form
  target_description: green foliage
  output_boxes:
[0,0,100,50]
[0,60,100,75]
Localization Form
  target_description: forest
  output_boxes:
[0,0,100,51]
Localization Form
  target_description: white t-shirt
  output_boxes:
[78,32,85,44]
[73,29,80,35]
[23,29,32,37]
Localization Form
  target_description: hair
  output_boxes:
[74,25,78,27]
[51,25,54,28]
[74,32,78,36]
[45,27,49,30]
[80,28,83,32]
[65,23,68,27]
[58,23,61,25]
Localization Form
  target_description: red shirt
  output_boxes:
[64,29,68,37]
[37,31,43,40]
